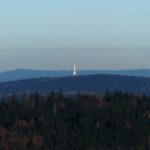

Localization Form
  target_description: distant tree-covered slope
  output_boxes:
[1,68,150,83]
[1,74,150,95]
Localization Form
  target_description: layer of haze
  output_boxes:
[0,0,150,72]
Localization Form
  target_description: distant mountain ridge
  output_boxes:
[1,68,150,83]
[1,74,150,95]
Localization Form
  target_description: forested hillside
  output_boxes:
[0,92,149,150]
[1,69,150,83]
[1,74,150,95]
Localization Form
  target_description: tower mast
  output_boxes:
[73,64,77,76]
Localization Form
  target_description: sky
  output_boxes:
[0,0,150,72]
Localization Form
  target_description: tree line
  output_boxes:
[0,91,149,150]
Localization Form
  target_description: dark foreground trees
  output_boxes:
[0,91,149,150]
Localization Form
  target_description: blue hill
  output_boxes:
[1,68,150,83]
[1,74,150,95]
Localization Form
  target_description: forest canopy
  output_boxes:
[0,91,149,150]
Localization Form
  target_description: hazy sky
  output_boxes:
[0,0,150,71]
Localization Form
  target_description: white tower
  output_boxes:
[73,64,77,76]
